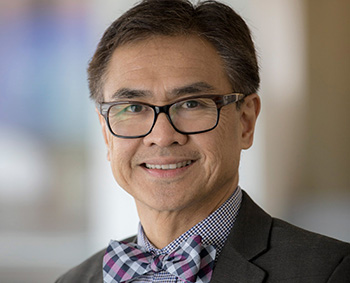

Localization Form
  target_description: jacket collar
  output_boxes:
[211,191,272,283]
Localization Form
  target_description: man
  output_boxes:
[56,0,350,282]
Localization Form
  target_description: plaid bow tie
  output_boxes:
[103,235,216,283]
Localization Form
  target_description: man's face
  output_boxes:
[99,35,258,216]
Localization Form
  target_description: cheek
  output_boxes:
[219,109,242,151]
[200,111,241,174]
[108,137,137,187]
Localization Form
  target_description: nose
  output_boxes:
[143,113,188,147]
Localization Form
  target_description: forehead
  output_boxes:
[103,35,231,101]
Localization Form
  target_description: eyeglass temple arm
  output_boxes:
[220,93,245,107]
[96,103,108,117]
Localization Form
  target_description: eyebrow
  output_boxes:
[110,82,216,101]
[171,82,215,96]
[111,88,152,100]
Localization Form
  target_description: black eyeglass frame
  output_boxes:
[98,93,246,139]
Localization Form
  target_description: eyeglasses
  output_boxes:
[98,93,245,139]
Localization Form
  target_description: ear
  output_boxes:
[96,107,111,161]
[239,93,261,149]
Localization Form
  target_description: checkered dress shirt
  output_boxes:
[126,186,242,282]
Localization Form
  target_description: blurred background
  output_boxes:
[0,0,349,282]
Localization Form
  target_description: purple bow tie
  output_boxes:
[103,235,216,283]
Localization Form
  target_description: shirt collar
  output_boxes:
[137,186,242,260]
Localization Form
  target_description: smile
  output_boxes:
[144,160,192,170]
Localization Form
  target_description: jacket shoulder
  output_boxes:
[55,236,136,283]
[55,249,105,283]
[270,217,350,254]
[256,217,350,281]
[228,191,350,282]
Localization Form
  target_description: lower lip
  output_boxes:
[142,162,194,178]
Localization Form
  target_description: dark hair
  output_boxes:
[88,0,260,103]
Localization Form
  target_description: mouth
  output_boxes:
[143,160,193,170]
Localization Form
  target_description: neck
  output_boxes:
[135,185,237,249]
[138,208,203,249]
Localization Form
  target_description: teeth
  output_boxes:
[145,160,192,170]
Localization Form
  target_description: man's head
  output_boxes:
[88,0,260,103]
[91,0,261,228]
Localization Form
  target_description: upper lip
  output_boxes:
[142,158,193,165]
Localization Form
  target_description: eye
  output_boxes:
[181,100,200,109]
[125,104,145,113]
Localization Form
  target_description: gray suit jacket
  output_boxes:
[56,191,350,282]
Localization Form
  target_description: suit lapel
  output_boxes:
[211,191,272,283]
